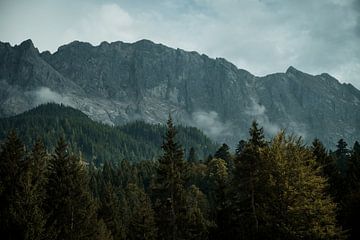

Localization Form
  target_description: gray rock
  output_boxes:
[0,39,359,148]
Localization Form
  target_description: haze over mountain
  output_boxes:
[0,39,359,147]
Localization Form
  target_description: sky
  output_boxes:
[1,0,359,88]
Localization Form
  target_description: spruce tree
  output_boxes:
[183,185,212,240]
[98,181,125,240]
[214,143,232,170]
[335,139,349,174]
[126,183,157,240]
[45,137,111,240]
[206,158,229,239]
[188,147,197,163]
[342,141,360,239]
[0,131,26,239]
[13,139,48,240]
[152,115,187,240]
[311,138,344,200]
[230,121,267,239]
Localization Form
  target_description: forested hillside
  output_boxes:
[1,117,359,239]
[0,103,217,164]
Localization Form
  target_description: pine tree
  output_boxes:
[188,147,197,163]
[347,141,360,188]
[183,185,212,240]
[235,140,246,157]
[99,183,125,240]
[45,137,111,240]
[335,139,349,174]
[230,120,267,239]
[0,131,26,239]
[206,158,229,239]
[311,139,344,200]
[126,183,157,240]
[214,143,232,170]
[152,115,187,240]
[342,141,360,239]
[13,139,48,240]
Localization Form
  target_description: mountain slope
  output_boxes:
[0,103,218,164]
[0,39,359,147]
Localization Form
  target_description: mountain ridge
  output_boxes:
[0,39,359,147]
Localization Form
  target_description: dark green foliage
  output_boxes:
[335,139,350,174]
[229,121,267,239]
[0,131,26,239]
[348,141,360,188]
[188,147,197,163]
[311,139,345,200]
[152,116,188,240]
[214,143,233,171]
[206,158,229,239]
[13,139,48,240]
[341,141,360,239]
[45,138,110,240]
[0,103,217,165]
[0,118,358,240]
[98,183,125,240]
[125,183,157,240]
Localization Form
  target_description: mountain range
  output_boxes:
[0,39,359,147]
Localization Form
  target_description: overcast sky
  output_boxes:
[1,0,359,88]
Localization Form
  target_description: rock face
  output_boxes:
[0,39,359,147]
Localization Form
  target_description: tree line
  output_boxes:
[0,117,359,239]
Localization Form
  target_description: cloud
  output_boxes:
[32,87,72,106]
[191,111,234,142]
[245,98,280,136]
[62,3,137,45]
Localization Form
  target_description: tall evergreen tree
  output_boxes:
[152,115,187,240]
[335,139,349,174]
[214,143,232,170]
[0,131,26,239]
[311,139,344,200]
[206,158,229,239]
[45,137,111,240]
[230,120,267,239]
[342,141,360,239]
[183,185,212,240]
[13,139,48,240]
[235,140,246,157]
[188,147,197,163]
[98,183,125,240]
[126,183,157,240]
[347,141,360,188]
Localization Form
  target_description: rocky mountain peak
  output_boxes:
[285,66,301,75]
[0,39,359,148]
[16,39,38,55]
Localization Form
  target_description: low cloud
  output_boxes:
[32,87,72,106]
[245,99,280,136]
[191,110,234,142]
[245,98,308,139]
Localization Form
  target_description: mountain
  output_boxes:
[0,103,218,164]
[0,39,359,147]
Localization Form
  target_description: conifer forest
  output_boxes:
[1,110,360,240]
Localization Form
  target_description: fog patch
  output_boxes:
[32,87,72,106]
[191,111,234,142]
[245,99,280,136]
